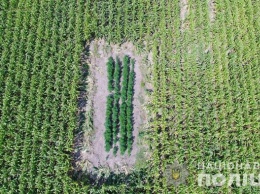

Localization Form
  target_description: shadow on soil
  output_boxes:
[70,167,151,188]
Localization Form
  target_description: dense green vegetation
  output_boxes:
[104,57,115,152]
[86,0,260,193]
[126,59,135,154]
[104,94,114,151]
[0,0,87,193]
[106,57,114,92]
[112,57,121,155]
[104,56,135,155]
[119,56,130,154]
[0,0,259,193]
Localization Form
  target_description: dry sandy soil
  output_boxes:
[209,0,216,23]
[180,0,189,32]
[76,39,150,173]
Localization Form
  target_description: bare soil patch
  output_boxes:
[180,0,189,32]
[209,0,216,23]
[74,39,151,174]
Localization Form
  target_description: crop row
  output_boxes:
[104,56,135,155]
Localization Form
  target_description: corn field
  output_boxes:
[0,0,259,193]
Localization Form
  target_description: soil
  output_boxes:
[76,39,150,173]
[209,0,216,23]
[180,0,189,32]
[180,0,189,21]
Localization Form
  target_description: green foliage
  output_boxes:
[112,57,121,145]
[1,0,260,193]
[107,57,115,92]
[119,102,127,154]
[121,56,130,102]
[119,56,131,154]
[104,55,136,155]
[87,0,260,192]
[112,98,119,144]
[113,146,118,156]
[114,57,121,97]
[126,59,135,154]
[104,95,114,151]
[0,0,88,192]
[105,55,135,155]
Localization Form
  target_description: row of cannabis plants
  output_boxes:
[104,56,135,155]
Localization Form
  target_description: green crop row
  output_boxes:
[126,59,135,154]
[112,57,121,148]
[104,56,135,155]
[107,57,114,92]
[104,95,114,151]
[119,56,130,154]
[119,56,135,155]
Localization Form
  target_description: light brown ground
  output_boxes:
[209,0,216,23]
[180,0,189,32]
[77,39,150,173]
